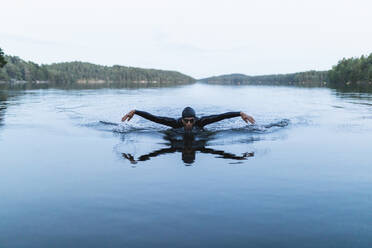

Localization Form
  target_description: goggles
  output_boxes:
[183,118,195,124]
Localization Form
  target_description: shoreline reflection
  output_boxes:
[0,92,8,128]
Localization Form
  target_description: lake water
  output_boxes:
[1,83,372,247]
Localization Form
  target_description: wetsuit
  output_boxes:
[135,110,241,129]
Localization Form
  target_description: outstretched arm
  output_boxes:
[199,111,255,127]
[201,148,254,160]
[121,109,180,128]
[122,147,177,164]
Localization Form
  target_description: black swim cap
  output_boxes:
[182,107,196,118]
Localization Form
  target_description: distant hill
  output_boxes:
[0,55,196,88]
[199,71,329,87]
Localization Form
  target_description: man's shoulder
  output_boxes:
[175,118,183,127]
[194,117,203,127]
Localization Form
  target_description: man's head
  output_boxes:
[182,107,196,131]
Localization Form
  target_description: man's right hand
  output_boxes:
[122,110,136,122]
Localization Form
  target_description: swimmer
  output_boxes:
[121,107,255,131]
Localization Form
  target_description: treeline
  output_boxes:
[200,71,328,86]
[200,53,372,88]
[0,55,195,88]
[0,48,6,68]
[328,53,372,86]
[1,48,371,90]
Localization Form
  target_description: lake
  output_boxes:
[1,83,372,247]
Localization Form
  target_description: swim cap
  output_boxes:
[182,107,196,118]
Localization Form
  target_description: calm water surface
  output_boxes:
[1,83,372,247]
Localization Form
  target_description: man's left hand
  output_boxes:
[240,112,256,124]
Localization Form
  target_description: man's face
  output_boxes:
[182,117,195,131]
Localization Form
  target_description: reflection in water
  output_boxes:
[331,84,372,94]
[121,130,254,165]
[0,92,8,128]
[103,119,289,166]
[332,86,372,112]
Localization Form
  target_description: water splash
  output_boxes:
[91,118,290,135]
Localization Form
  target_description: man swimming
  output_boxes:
[121,107,255,131]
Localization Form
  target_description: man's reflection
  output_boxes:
[122,131,254,165]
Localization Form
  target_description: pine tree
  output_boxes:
[0,48,7,68]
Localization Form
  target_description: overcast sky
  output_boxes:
[1,0,371,78]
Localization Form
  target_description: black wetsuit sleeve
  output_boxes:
[135,110,180,128]
[198,112,241,127]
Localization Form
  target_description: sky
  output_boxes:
[1,0,371,79]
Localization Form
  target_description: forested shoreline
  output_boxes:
[0,54,195,89]
[328,54,372,86]
[200,53,372,88]
[0,48,371,90]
